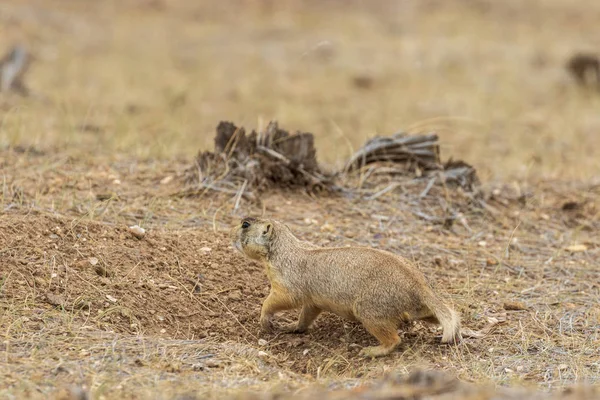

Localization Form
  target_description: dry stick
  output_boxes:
[419,177,437,198]
[232,179,247,214]
[224,126,244,159]
[167,274,216,316]
[70,269,108,298]
[503,220,522,261]
[365,182,402,201]
[212,203,228,233]
[256,145,290,165]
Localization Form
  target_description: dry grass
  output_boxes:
[1,0,600,399]
[2,0,600,178]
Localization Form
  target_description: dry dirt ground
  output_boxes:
[1,1,599,399]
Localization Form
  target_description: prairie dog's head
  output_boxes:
[230,217,275,260]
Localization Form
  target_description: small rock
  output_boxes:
[128,225,145,239]
[320,223,335,233]
[160,328,166,334]
[345,230,357,238]
[302,349,310,356]
[557,364,568,371]
[200,247,211,253]
[88,257,99,266]
[44,293,65,307]
[258,339,268,346]
[258,351,269,359]
[478,241,487,247]
[160,175,173,185]
[288,337,308,348]
[562,201,581,211]
[486,258,498,266]
[96,193,116,201]
[566,244,587,253]
[503,301,527,311]
[106,295,117,303]
[227,291,242,301]
[204,359,221,368]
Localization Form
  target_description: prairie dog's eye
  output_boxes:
[241,221,251,229]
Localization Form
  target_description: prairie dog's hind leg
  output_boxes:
[359,319,401,358]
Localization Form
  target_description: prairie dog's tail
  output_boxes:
[424,293,462,344]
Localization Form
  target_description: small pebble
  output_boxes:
[129,225,145,239]
[566,244,587,253]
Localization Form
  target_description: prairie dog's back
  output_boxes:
[298,246,432,304]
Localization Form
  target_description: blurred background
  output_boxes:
[1,0,599,181]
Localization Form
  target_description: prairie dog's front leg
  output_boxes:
[259,289,298,331]
[284,304,322,333]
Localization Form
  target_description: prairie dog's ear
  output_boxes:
[262,223,273,237]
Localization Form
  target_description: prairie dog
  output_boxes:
[230,217,462,358]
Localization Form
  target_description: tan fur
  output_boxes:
[230,217,462,358]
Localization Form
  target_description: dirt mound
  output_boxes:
[0,210,385,374]
[0,210,266,340]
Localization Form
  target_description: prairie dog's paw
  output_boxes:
[281,324,307,334]
[260,317,274,332]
